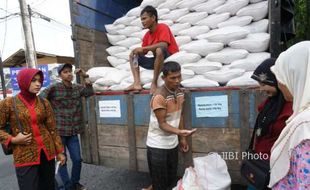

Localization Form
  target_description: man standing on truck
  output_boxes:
[40,63,94,190]
[125,5,179,94]
[144,61,196,190]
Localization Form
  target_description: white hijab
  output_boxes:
[269,41,310,187]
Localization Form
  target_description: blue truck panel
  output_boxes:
[95,89,259,129]
[96,95,128,125]
[191,91,241,128]
[133,94,151,126]
[71,0,141,32]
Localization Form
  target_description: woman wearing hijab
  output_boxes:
[245,58,293,190]
[269,41,310,189]
[251,58,293,160]
[0,68,66,190]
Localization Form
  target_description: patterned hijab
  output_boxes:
[250,58,286,139]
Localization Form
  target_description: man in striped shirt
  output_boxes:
[144,61,196,190]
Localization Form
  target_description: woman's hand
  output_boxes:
[11,133,32,145]
[57,153,66,165]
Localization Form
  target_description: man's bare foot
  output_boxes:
[125,83,143,91]
[150,83,157,94]
[142,184,152,190]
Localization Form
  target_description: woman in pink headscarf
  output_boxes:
[269,41,310,189]
[0,68,65,190]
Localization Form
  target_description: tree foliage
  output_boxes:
[288,0,309,46]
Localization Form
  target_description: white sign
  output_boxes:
[195,95,228,117]
[99,100,121,118]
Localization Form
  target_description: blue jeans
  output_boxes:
[59,135,82,190]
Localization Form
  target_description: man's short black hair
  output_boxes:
[140,5,158,23]
[162,61,181,76]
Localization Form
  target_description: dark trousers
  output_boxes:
[147,146,178,190]
[15,150,55,190]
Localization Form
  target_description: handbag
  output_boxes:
[1,96,23,155]
[240,150,270,190]
[240,128,270,190]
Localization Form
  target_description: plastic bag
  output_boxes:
[194,153,231,190]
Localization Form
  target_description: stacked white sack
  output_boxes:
[98,0,270,90]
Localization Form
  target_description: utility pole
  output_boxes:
[0,53,7,98]
[18,0,37,68]
[307,0,310,40]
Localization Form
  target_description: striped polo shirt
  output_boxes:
[146,86,185,149]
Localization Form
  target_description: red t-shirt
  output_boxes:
[254,100,293,160]
[142,23,179,55]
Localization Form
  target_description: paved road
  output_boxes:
[0,150,151,190]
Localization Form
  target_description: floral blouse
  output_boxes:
[273,140,310,189]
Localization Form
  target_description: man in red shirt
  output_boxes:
[125,5,179,94]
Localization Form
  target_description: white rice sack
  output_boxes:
[93,83,109,92]
[178,26,210,39]
[114,50,131,60]
[95,70,130,86]
[140,70,154,84]
[214,0,249,15]
[182,69,195,80]
[130,18,143,28]
[140,0,167,8]
[177,12,208,25]
[126,7,141,17]
[114,16,136,25]
[117,26,141,36]
[158,9,170,18]
[177,0,208,9]
[206,48,249,64]
[203,68,245,84]
[106,34,126,45]
[105,24,125,35]
[116,63,131,71]
[183,60,222,74]
[181,75,219,88]
[158,20,174,26]
[250,0,264,3]
[165,51,201,65]
[109,81,132,91]
[237,1,268,21]
[197,26,250,45]
[229,33,270,53]
[107,56,127,67]
[158,0,182,9]
[128,30,147,39]
[229,52,270,71]
[87,67,119,82]
[143,77,164,89]
[106,46,128,55]
[161,8,189,22]
[191,0,226,13]
[243,19,269,33]
[175,36,192,47]
[196,13,230,29]
[129,44,141,50]
[170,23,191,35]
[116,37,141,48]
[180,40,224,56]
[217,16,253,28]
[226,71,259,86]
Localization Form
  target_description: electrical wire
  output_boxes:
[1,0,8,56]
